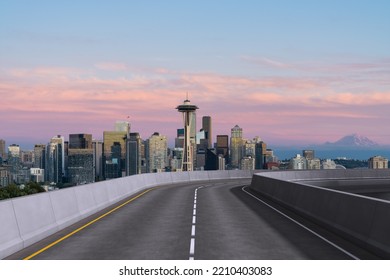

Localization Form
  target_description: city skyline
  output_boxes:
[1,1,390,147]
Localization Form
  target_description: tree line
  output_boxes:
[0,182,46,200]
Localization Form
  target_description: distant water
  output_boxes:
[273,146,390,161]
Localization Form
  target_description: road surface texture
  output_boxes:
[6,179,380,260]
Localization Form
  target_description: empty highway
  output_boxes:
[6,179,379,260]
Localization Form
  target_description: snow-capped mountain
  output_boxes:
[325,133,379,147]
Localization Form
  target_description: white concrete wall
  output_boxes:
[0,170,251,259]
[250,169,390,258]
[0,200,23,258]
[12,193,58,248]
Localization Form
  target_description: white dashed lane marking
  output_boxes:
[189,186,203,260]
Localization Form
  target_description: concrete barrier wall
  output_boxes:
[0,200,23,258]
[49,187,79,231]
[12,193,59,248]
[250,170,390,258]
[0,170,251,259]
[259,169,390,181]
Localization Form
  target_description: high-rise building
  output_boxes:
[205,149,218,170]
[196,149,206,170]
[46,136,64,184]
[21,150,34,165]
[115,121,130,135]
[67,149,94,185]
[103,131,127,179]
[255,141,267,169]
[50,135,65,175]
[140,140,147,174]
[230,125,243,168]
[244,139,256,158]
[7,144,21,181]
[145,132,167,173]
[33,144,46,169]
[196,130,206,146]
[216,135,229,164]
[0,166,12,187]
[8,144,20,158]
[176,99,198,171]
[105,142,122,178]
[64,140,69,178]
[69,134,92,149]
[170,147,183,171]
[126,133,142,176]
[93,140,103,181]
[218,154,225,170]
[67,134,94,185]
[0,139,6,161]
[196,129,207,170]
[175,129,185,148]
[202,116,212,149]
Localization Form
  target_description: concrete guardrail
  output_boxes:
[249,169,390,259]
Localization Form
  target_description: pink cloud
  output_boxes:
[1,64,390,147]
[94,62,128,71]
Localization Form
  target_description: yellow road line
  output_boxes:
[24,188,155,260]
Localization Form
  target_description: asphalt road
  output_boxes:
[6,179,378,260]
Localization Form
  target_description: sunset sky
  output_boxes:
[1,0,390,148]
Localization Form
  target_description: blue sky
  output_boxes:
[2,0,389,67]
[1,0,390,147]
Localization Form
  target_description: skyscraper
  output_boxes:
[7,144,21,181]
[69,134,93,149]
[93,140,103,181]
[33,144,46,169]
[0,165,11,187]
[176,98,198,171]
[8,144,20,158]
[255,141,267,169]
[230,125,243,168]
[202,116,212,149]
[67,134,94,185]
[145,132,167,173]
[103,131,127,179]
[126,132,142,176]
[115,121,130,135]
[175,128,185,150]
[0,139,6,161]
[216,135,229,164]
[46,136,64,184]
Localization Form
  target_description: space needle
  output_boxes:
[176,97,199,171]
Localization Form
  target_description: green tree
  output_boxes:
[25,181,45,194]
[4,184,22,198]
[0,182,46,200]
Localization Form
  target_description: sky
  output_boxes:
[1,0,390,149]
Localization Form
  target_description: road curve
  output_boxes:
[6,178,377,260]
